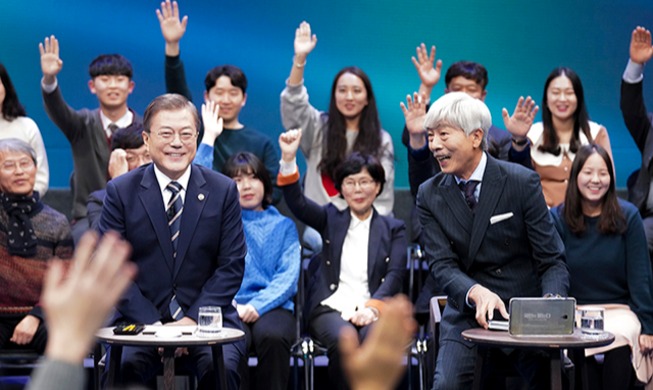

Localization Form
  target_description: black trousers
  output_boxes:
[240,308,296,390]
[0,314,47,353]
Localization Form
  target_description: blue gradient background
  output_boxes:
[1,0,652,188]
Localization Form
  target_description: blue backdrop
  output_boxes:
[1,0,652,188]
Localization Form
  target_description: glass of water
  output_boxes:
[578,307,604,335]
[198,306,222,337]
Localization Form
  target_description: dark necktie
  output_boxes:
[166,181,184,320]
[108,123,119,133]
[458,180,480,210]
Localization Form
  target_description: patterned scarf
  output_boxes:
[1,191,43,257]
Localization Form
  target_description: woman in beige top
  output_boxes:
[502,67,612,207]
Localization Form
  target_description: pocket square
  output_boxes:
[490,212,514,225]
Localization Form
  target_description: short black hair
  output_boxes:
[110,122,144,151]
[334,152,385,196]
[223,152,273,209]
[445,61,489,90]
[89,54,133,79]
[204,65,247,94]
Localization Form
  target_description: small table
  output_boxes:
[96,326,245,390]
[461,328,614,390]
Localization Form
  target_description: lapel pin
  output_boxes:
[198,194,205,201]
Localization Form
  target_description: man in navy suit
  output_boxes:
[98,93,246,389]
[416,92,569,389]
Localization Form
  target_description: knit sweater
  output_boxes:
[551,199,653,333]
[234,206,300,315]
[0,205,73,319]
[0,116,49,196]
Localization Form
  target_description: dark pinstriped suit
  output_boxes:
[416,155,569,389]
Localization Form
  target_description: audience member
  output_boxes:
[0,63,49,195]
[223,152,300,390]
[503,66,612,207]
[621,25,653,254]
[98,93,246,389]
[416,92,569,389]
[278,129,406,389]
[156,0,281,202]
[280,21,395,216]
[86,123,151,229]
[26,231,136,390]
[401,49,511,198]
[551,144,653,389]
[339,294,417,390]
[0,139,73,354]
[39,35,141,243]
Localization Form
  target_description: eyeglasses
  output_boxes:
[1,159,35,173]
[341,178,375,190]
[153,130,197,143]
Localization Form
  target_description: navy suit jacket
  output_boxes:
[621,79,653,215]
[281,180,406,317]
[416,155,568,344]
[98,163,246,330]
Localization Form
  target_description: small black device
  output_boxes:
[113,323,144,335]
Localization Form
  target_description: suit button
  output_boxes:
[496,268,502,275]
[329,284,336,291]
[381,278,385,283]
[385,257,390,263]
[326,261,331,266]
[504,239,509,246]
[325,239,331,244]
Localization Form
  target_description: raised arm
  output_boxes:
[411,43,442,104]
[288,21,317,87]
[156,0,188,57]
[502,96,539,163]
[400,92,428,150]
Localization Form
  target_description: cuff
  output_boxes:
[365,299,385,316]
[41,77,58,94]
[623,59,645,84]
[277,170,300,187]
[409,141,431,161]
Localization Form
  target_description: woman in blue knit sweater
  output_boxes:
[551,144,653,389]
[223,152,300,390]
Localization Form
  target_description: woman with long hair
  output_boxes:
[280,21,394,216]
[0,63,49,195]
[551,144,653,389]
[503,67,612,207]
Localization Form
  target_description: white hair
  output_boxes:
[423,92,492,150]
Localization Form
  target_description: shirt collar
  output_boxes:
[153,164,192,194]
[455,152,487,185]
[349,209,373,230]
[100,109,134,136]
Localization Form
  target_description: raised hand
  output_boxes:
[279,129,302,162]
[201,99,223,145]
[41,231,135,364]
[294,21,317,59]
[108,149,129,179]
[630,26,653,65]
[39,35,63,79]
[339,295,416,390]
[502,96,539,140]
[400,92,428,149]
[467,284,509,329]
[156,0,188,44]
[411,43,442,89]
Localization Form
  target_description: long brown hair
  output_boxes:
[561,144,625,235]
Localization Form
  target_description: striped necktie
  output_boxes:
[166,181,184,320]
